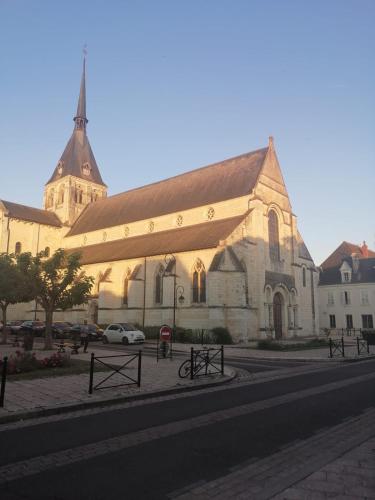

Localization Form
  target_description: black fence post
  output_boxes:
[329,338,333,358]
[190,347,194,380]
[357,337,360,356]
[89,352,95,394]
[0,356,8,408]
[221,346,224,375]
[341,337,345,357]
[137,351,142,387]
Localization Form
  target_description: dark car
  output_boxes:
[19,320,45,336]
[69,323,104,341]
[51,321,73,339]
[6,320,27,334]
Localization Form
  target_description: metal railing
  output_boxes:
[0,356,8,408]
[89,351,142,394]
[178,346,224,380]
[329,337,370,358]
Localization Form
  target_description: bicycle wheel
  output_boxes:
[178,360,191,378]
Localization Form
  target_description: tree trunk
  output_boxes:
[44,308,54,350]
[0,304,8,344]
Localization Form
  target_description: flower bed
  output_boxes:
[0,350,70,375]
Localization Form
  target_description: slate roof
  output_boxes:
[46,130,105,187]
[67,214,245,265]
[321,241,375,269]
[67,146,268,236]
[0,200,61,227]
[319,257,375,285]
[297,231,313,261]
[46,58,105,187]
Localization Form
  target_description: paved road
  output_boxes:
[0,358,374,499]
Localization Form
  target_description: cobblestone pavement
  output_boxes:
[0,371,374,489]
[172,407,375,500]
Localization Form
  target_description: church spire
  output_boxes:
[74,56,88,131]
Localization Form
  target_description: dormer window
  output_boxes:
[340,262,352,284]
[82,162,91,176]
[57,161,64,175]
[343,272,350,282]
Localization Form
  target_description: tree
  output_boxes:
[0,253,34,344]
[29,249,94,350]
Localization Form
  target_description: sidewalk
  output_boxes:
[0,343,233,423]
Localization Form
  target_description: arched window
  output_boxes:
[268,210,280,261]
[123,269,131,306]
[44,247,50,257]
[15,242,22,255]
[192,259,206,303]
[241,260,249,305]
[47,189,54,208]
[58,185,65,205]
[302,266,306,287]
[75,187,83,204]
[155,265,164,304]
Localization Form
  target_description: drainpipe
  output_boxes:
[34,224,41,320]
[5,215,10,254]
[142,257,147,329]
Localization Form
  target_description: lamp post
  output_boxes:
[164,255,185,341]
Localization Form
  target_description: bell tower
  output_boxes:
[44,56,107,225]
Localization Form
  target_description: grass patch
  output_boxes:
[257,338,329,351]
[7,359,109,381]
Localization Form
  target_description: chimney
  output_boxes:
[361,241,369,258]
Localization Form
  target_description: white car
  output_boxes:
[102,323,146,345]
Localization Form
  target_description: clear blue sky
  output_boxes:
[0,0,374,265]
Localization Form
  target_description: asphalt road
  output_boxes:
[0,358,374,500]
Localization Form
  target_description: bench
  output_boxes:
[55,342,81,355]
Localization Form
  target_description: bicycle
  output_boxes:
[178,348,215,378]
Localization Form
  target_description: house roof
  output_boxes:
[0,200,62,227]
[321,241,375,269]
[67,146,268,236]
[67,214,245,265]
[319,257,375,285]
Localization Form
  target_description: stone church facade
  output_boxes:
[0,60,319,341]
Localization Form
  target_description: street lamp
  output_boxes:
[164,255,185,341]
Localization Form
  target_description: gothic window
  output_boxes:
[75,187,83,204]
[44,247,50,257]
[155,265,164,304]
[192,259,206,303]
[82,162,91,176]
[58,186,65,205]
[47,189,54,208]
[176,215,183,227]
[207,207,215,220]
[57,161,64,175]
[268,210,280,261]
[302,267,306,287]
[241,261,249,305]
[15,242,21,255]
[123,269,131,306]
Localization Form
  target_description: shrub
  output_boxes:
[39,352,70,369]
[257,339,284,350]
[0,351,70,375]
[211,327,233,345]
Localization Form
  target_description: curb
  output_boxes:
[0,370,236,426]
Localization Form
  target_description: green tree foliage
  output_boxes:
[29,249,94,349]
[0,253,34,344]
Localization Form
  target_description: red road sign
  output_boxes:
[160,325,172,341]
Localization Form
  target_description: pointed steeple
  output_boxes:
[74,56,88,131]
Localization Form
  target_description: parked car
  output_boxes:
[19,320,45,336]
[6,320,27,334]
[51,321,73,339]
[102,323,145,345]
[68,323,104,341]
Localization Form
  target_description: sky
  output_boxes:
[0,0,374,265]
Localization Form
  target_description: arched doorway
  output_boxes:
[273,293,283,339]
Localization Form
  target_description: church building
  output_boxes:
[0,60,319,342]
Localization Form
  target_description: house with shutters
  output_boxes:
[318,241,375,332]
[0,59,319,341]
